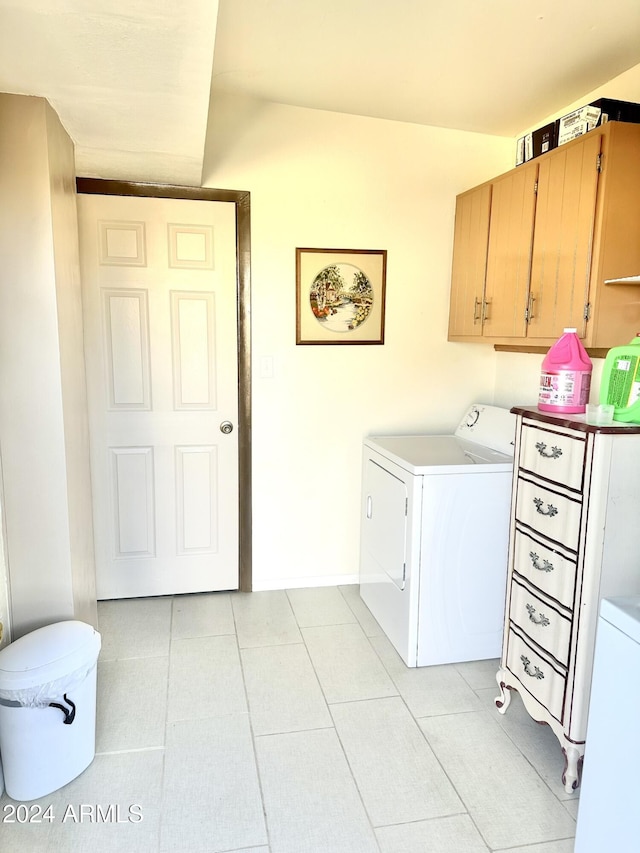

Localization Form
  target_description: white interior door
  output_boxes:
[78,194,239,599]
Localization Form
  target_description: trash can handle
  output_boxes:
[48,694,76,725]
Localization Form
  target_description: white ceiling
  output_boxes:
[1,0,640,185]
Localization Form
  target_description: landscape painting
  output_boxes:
[296,248,387,345]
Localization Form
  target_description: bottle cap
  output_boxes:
[563,328,577,333]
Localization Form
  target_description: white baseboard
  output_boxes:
[252,573,360,591]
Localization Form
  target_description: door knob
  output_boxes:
[220,421,234,434]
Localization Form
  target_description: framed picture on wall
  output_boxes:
[296,247,387,345]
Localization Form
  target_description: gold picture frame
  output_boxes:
[296,247,387,345]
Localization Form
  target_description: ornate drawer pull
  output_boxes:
[533,497,558,517]
[529,551,554,572]
[520,655,544,680]
[526,603,550,627]
[535,441,562,459]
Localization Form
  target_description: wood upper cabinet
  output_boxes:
[527,131,601,340]
[448,121,640,350]
[448,183,491,338]
[586,122,640,347]
[483,162,537,338]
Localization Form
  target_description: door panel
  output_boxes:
[483,162,538,338]
[448,183,492,338]
[528,132,601,339]
[78,194,239,598]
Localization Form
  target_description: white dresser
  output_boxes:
[495,406,640,793]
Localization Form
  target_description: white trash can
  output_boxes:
[0,620,101,801]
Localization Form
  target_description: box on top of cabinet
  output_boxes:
[531,122,558,158]
[558,104,601,146]
[517,99,640,165]
[516,121,558,166]
[558,98,640,146]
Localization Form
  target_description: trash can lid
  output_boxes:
[0,621,101,691]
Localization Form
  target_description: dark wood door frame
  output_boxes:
[76,177,252,592]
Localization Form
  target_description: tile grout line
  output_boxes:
[334,588,486,847]
[361,606,495,850]
[91,588,576,852]
[325,701,384,852]
[154,594,175,853]
[233,592,273,852]
[96,746,165,756]
[289,587,384,853]
[357,592,575,842]
[473,687,581,807]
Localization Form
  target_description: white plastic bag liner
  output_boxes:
[0,621,101,708]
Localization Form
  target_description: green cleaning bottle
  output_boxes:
[600,333,640,422]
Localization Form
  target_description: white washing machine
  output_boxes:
[359,403,515,667]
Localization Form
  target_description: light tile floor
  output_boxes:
[0,586,579,852]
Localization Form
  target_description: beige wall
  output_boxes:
[46,103,97,628]
[0,94,96,637]
[204,67,640,589]
[203,95,514,587]
[4,66,637,602]
[0,465,9,647]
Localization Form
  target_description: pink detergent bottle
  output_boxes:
[538,327,592,414]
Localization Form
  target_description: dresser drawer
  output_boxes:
[515,477,582,550]
[509,580,571,667]
[506,630,566,722]
[513,527,577,609]
[519,422,587,492]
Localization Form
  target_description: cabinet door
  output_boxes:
[483,162,538,338]
[584,122,640,348]
[527,132,602,339]
[448,183,491,338]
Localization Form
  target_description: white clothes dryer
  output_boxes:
[359,403,516,667]
[574,596,640,852]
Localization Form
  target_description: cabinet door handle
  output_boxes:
[525,293,536,323]
[526,603,550,627]
[473,297,482,323]
[529,551,554,573]
[533,497,558,517]
[482,299,491,321]
[520,655,544,680]
[366,495,373,519]
[535,441,563,459]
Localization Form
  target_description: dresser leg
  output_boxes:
[562,745,584,793]
[495,668,512,714]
